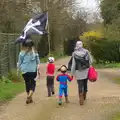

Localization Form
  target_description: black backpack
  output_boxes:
[74,52,90,70]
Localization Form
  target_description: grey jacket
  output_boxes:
[71,49,92,80]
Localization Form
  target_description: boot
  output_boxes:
[26,90,33,104]
[65,97,69,103]
[26,92,30,104]
[29,97,33,103]
[83,92,87,100]
[79,93,84,105]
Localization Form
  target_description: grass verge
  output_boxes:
[93,63,120,68]
[0,82,24,102]
[0,69,24,103]
[111,112,120,120]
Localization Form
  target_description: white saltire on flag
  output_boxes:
[15,12,48,43]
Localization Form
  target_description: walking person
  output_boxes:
[70,41,92,105]
[46,57,55,97]
[17,39,40,104]
[56,65,73,105]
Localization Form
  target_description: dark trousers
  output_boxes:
[22,72,37,93]
[46,76,54,96]
[77,79,88,93]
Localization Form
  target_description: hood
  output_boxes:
[74,49,87,59]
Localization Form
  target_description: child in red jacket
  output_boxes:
[46,57,55,97]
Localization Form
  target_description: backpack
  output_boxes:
[74,51,90,70]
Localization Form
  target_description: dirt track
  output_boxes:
[0,57,120,120]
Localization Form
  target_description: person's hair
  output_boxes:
[21,39,35,52]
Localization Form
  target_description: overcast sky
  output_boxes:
[76,0,97,11]
[76,0,101,23]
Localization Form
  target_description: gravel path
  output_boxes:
[0,57,120,120]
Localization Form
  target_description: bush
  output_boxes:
[0,81,24,101]
[90,40,120,63]
[40,51,66,63]
[7,69,23,82]
[0,76,11,83]
[80,31,103,50]
[80,31,120,63]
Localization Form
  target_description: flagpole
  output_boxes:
[46,0,51,56]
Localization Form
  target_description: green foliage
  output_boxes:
[0,0,30,33]
[0,76,11,84]
[0,69,24,102]
[90,40,120,63]
[0,81,24,101]
[111,112,120,120]
[40,51,66,63]
[80,31,103,50]
[104,17,120,41]
[93,63,120,68]
[100,0,120,24]
[7,69,23,82]
[80,31,120,63]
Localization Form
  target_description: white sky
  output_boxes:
[76,0,101,23]
[76,0,98,11]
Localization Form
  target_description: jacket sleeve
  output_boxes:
[67,75,73,82]
[86,51,93,65]
[36,54,40,65]
[68,57,73,71]
[71,56,76,76]
[84,50,93,65]
[17,53,23,68]
[56,75,59,82]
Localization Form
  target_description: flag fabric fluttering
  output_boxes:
[15,12,48,43]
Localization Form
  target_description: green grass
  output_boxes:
[0,81,24,102]
[93,63,120,68]
[111,112,120,120]
[112,77,120,84]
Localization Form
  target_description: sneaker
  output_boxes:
[58,99,62,105]
[58,102,62,106]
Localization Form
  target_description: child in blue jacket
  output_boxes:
[56,65,73,105]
